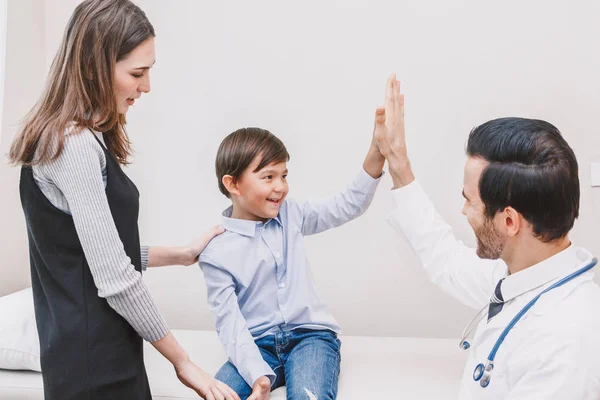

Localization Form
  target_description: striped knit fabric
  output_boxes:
[31,130,168,342]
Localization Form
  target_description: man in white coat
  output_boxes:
[374,75,600,399]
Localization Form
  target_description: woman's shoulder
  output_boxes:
[62,126,105,152]
[34,127,106,177]
[54,126,105,160]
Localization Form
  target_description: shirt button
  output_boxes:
[274,252,280,258]
[279,282,286,289]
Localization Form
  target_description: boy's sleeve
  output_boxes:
[290,167,383,236]
[199,256,276,387]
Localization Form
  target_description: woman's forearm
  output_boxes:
[152,331,190,368]
[147,246,192,268]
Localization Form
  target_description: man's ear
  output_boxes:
[503,206,522,238]
[222,175,241,197]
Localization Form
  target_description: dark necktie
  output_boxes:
[488,278,505,322]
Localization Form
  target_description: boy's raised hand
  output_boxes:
[247,376,271,400]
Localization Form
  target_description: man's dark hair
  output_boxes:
[466,117,579,242]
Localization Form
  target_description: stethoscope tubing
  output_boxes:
[464,258,598,388]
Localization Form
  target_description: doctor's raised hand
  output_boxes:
[372,74,415,189]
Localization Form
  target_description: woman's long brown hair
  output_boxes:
[9,0,154,166]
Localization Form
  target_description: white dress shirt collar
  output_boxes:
[501,245,594,302]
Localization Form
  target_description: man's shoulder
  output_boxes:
[527,279,600,344]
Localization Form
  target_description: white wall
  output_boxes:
[0,0,7,145]
[129,0,600,338]
[2,0,600,339]
[0,0,46,297]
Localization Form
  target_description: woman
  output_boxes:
[9,1,239,399]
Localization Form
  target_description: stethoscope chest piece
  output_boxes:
[473,361,494,387]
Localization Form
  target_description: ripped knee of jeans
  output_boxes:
[304,387,318,400]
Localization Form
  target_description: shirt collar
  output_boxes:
[221,206,283,237]
[501,245,594,302]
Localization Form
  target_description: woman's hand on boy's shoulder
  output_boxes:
[182,225,226,265]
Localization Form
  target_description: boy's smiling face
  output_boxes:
[228,155,289,222]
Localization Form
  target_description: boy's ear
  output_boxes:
[222,175,241,197]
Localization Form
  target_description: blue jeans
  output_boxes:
[215,328,341,400]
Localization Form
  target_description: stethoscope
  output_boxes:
[458,257,597,389]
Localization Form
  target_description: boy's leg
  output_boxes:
[215,361,253,399]
[284,329,342,400]
[215,335,285,400]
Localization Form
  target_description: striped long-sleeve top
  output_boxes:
[31,129,169,342]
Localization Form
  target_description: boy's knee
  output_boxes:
[214,362,252,397]
[303,387,319,400]
[289,386,334,400]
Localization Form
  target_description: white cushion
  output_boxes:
[145,331,467,399]
[0,329,467,399]
[0,288,41,372]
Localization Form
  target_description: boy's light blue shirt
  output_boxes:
[199,168,382,387]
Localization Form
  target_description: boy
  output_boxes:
[200,126,384,399]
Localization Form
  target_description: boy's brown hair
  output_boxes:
[216,127,290,198]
